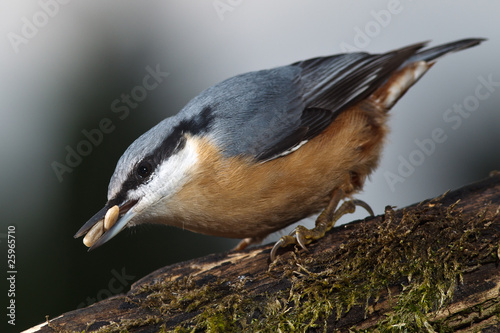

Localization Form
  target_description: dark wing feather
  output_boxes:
[256,107,335,161]
[296,42,427,110]
[187,42,428,162]
[252,42,427,162]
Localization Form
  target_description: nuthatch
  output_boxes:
[74,38,484,260]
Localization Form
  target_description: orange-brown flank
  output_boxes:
[159,98,388,240]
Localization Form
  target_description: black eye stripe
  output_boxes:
[110,106,214,203]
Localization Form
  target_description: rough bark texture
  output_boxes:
[26,174,500,333]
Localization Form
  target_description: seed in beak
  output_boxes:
[83,220,104,247]
[104,205,120,231]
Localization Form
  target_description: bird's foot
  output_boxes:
[270,198,373,261]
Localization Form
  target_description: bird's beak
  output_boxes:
[74,199,138,251]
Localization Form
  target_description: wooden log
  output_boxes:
[25,174,500,332]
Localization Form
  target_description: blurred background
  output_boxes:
[1,1,499,331]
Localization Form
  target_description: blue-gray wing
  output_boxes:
[179,42,426,162]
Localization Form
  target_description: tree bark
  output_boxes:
[25,174,500,333]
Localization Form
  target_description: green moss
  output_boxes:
[56,196,500,332]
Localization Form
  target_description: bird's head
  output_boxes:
[74,106,214,250]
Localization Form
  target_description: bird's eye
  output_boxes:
[136,161,152,179]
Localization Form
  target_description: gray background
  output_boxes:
[1,1,499,331]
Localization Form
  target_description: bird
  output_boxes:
[74,38,484,261]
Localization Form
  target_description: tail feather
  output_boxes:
[406,38,486,64]
[373,38,485,110]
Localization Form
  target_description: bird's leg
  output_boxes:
[270,189,373,261]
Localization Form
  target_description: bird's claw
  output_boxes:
[270,226,316,261]
[351,199,374,216]
[269,198,374,261]
[270,238,285,262]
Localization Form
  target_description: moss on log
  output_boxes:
[26,174,500,332]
